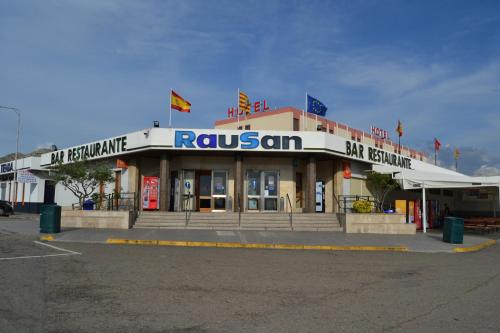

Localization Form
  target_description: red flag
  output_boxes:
[434,138,441,151]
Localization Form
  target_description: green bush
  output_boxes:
[352,200,373,213]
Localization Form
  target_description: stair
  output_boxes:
[134,211,342,232]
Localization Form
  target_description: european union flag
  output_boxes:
[307,94,327,116]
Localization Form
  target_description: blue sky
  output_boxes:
[1,0,499,176]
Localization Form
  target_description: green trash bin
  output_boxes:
[40,204,61,233]
[443,216,464,244]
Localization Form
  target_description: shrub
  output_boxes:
[352,200,373,213]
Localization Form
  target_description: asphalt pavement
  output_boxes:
[0,221,499,332]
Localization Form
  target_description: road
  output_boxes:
[0,223,499,332]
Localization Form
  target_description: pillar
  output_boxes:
[332,159,344,213]
[305,155,316,213]
[234,153,243,212]
[159,153,171,211]
[127,158,141,210]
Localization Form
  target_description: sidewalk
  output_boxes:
[1,217,496,253]
[44,226,496,253]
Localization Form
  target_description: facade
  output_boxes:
[1,107,498,219]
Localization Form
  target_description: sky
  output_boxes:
[1,0,499,176]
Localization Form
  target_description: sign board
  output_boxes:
[0,162,13,174]
[370,126,389,140]
[17,169,38,183]
[227,100,270,118]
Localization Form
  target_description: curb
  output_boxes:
[105,238,409,252]
[453,239,496,253]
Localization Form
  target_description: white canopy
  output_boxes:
[371,165,500,190]
[371,164,500,234]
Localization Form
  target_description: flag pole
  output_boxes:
[434,145,437,165]
[169,88,172,128]
[305,92,308,130]
[237,88,240,128]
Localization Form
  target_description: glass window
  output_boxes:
[199,175,211,196]
[264,172,277,196]
[214,197,226,210]
[247,170,260,195]
[213,171,227,195]
[248,198,259,210]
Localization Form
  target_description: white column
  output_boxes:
[422,182,427,233]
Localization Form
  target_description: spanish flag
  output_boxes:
[396,120,403,137]
[239,91,251,115]
[171,90,191,113]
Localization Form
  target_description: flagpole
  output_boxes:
[434,148,437,165]
[237,88,240,128]
[169,88,172,128]
[305,92,308,131]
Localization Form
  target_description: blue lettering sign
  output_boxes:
[240,132,259,149]
[175,130,196,148]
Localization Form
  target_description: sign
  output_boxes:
[116,159,128,169]
[0,162,13,174]
[142,176,159,210]
[175,130,302,150]
[342,161,352,179]
[49,136,128,165]
[345,141,412,169]
[227,99,270,118]
[17,169,38,183]
[370,126,389,140]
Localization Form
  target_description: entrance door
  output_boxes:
[247,170,261,211]
[44,181,55,204]
[263,171,278,211]
[295,172,303,209]
[212,170,227,211]
[182,170,195,211]
[197,170,212,212]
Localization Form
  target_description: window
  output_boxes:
[293,118,300,131]
[244,124,251,130]
[237,126,243,130]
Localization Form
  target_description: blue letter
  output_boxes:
[175,130,196,148]
[240,132,259,149]
[196,134,217,148]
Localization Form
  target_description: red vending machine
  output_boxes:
[414,200,422,230]
[142,176,159,210]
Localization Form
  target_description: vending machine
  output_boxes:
[315,181,325,213]
[142,176,159,210]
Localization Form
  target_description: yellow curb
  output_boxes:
[157,240,189,247]
[105,238,410,252]
[39,235,54,241]
[453,239,496,253]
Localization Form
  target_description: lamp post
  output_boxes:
[0,106,21,212]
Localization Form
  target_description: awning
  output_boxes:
[371,165,500,190]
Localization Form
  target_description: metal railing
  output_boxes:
[332,192,341,213]
[237,192,242,228]
[71,192,137,212]
[338,195,377,214]
[286,193,293,229]
[184,191,192,226]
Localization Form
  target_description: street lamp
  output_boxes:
[0,106,21,212]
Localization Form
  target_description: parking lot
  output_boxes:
[1,217,500,332]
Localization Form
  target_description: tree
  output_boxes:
[51,160,114,208]
[366,172,399,212]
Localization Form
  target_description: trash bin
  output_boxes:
[40,204,61,233]
[82,199,94,210]
[443,216,464,244]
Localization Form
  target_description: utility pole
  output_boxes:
[0,106,21,212]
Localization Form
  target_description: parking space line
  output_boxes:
[0,241,81,261]
[33,241,81,255]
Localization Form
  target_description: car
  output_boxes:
[0,200,14,217]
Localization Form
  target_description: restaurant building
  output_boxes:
[1,106,498,224]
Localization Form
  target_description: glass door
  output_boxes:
[246,170,261,211]
[182,170,195,211]
[263,171,279,211]
[212,170,227,212]
[198,170,212,212]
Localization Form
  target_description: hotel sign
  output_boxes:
[227,100,270,118]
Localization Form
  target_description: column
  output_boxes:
[159,153,171,211]
[305,155,316,213]
[127,158,141,210]
[234,153,243,212]
[332,159,344,213]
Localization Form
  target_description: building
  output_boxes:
[1,107,498,225]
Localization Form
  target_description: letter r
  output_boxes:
[175,131,196,148]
